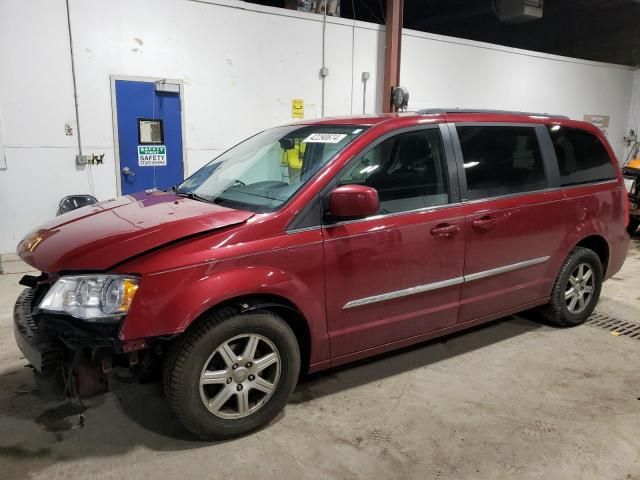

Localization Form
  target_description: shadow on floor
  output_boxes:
[291,315,545,403]
[0,314,545,479]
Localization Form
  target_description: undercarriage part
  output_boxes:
[70,362,109,398]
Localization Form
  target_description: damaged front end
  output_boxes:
[13,274,161,398]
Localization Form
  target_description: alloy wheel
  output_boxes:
[199,333,281,419]
[565,262,595,315]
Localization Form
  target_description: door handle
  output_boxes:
[430,223,461,237]
[122,167,135,177]
[472,216,497,230]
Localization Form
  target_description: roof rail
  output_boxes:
[417,108,569,119]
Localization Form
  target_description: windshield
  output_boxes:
[176,125,367,212]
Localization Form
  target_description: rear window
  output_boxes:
[457,125,547,200]
[547,126,616,186]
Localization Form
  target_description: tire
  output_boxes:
[163,307,300,440]
[542,247,603,327]
[627,218,640,236]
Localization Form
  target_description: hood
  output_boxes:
[18,191,254,272]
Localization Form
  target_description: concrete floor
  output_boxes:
[1,241,639,480]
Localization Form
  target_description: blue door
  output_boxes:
[114,79,184,194]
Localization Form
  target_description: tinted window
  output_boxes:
[548,126,615,186]
[457,126,546,200]
[337,129,449,214]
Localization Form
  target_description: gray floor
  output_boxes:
[1,241,639,480]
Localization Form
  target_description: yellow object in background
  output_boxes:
[627,158,640,170]
[281,140,305,183]
[292,98,304,119]
[285,140,305,170]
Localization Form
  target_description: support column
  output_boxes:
[382,0,404,113]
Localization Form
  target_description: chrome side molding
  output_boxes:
[464,256,550,282]
[342,256,550,310]
[343,277,464,310]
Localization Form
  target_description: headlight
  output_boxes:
[39,275,139,321]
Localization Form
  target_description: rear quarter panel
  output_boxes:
[558,181,629,282]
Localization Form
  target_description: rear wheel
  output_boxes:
[542,247,602,327]
[163,308,300,440]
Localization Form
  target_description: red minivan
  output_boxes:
[14,110,629,439]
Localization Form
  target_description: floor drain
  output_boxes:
[586,312,640,339]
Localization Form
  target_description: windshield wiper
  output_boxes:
[175,191,215,204]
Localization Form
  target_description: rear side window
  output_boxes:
[457,126,546,200]
[547,126,616,186]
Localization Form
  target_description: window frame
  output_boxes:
[286,124,461,232]
[448,122,560,203]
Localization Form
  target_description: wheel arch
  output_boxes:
[186,294,313,374]
[573,234,609,274]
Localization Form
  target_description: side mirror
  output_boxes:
[327,185,379,220]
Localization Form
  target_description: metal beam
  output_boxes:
[382,0,403,113]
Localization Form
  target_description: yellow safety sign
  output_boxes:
[291,99,304,119]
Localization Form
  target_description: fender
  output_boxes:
[119,260,330,365]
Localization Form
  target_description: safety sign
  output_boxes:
[138,145,167,166]
[292,99,304,119]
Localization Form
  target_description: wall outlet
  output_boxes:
[76,154,90,165]
[76,153,105,165]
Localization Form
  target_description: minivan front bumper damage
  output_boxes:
[13,284,153,397]
[13,288,65,373]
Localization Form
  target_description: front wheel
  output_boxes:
[163,308,300,440]
[542,247,603,327]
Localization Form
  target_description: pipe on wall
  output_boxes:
[320,6,327,117]
[65,0,82,158]
[65,0,95,195]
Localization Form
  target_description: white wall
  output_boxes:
[0,0,117,255]
[402,30,634,163]
[627,70,640,137]
[0,0,637,253]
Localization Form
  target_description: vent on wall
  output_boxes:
[495,0,543,23]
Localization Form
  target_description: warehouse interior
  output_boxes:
[1,0,640,479]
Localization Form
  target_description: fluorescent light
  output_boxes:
[359,165,379,174]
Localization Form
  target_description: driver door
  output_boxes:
[323,126,466,363]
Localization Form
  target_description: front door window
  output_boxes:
[337,129,450,214]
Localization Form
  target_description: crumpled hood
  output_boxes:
[18,191,254,273]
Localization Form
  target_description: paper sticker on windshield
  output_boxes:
[303,133,347,144]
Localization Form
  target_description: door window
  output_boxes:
[138,119,164,145]
[547,126,616,186]
[337,129,450,214]
[457,126,546,200]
